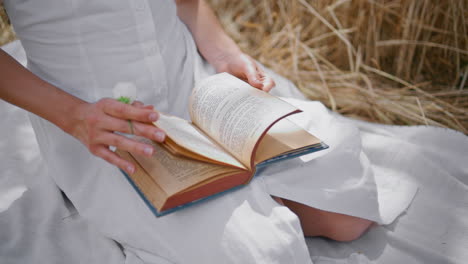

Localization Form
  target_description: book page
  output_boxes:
[254,117,322,164]
[131,137,241,196]
[116,150,168,211]
[189,73,299,168]
[154,113,246,169]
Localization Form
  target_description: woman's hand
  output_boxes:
[0,49,163,176]
[212,52,276,92]
[175,0,274,91]
[68,98,165,175]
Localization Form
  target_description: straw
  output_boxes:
[207,0,467,133]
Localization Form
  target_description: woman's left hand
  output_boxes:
[211,52,276,92]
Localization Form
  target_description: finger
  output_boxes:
[133,121,166,142]
[244,63,263,89]
[95,114,135,134]
[92,145,136,175]
[132,101,144,108]
[260,74,276,92]
[98,114,165,141]
[93,112,165,142]
[132,101,155,110]
[96,132,155,157]
[239,56,262,89]
[254,65,275,92]
[100,98,159,123]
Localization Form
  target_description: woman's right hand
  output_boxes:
[68,98,165,175]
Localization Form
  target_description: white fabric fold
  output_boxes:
[0,174,27,214]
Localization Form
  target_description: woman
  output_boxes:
[0,0,413,263]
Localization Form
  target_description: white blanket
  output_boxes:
[1,40,467,264]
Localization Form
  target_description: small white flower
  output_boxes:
[113,82,137,104]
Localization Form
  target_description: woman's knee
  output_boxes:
[321,214,374,242]
[280,198,374,242]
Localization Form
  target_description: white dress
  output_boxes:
[3,0,417,263]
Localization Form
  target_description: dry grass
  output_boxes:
[208,0,467,132]
[1,1,467,132]
[0,4,15,46]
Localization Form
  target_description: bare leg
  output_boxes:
[274,197,374,242]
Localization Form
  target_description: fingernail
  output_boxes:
[155,131,165,142]
[144,146,153,156]
[127,165,135,174]
[149,112,158,122]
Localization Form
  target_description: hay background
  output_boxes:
[1,1,467,132]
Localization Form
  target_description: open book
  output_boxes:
[116,73,328,216]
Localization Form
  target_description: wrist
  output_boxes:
[198,31,242,72]
[60,98,88,138]
[209,48,243,73]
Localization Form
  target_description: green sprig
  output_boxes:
[117,96,131,104]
